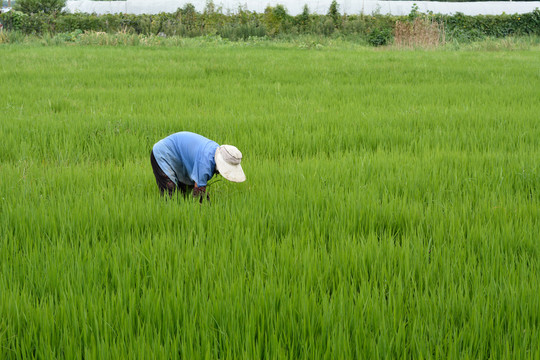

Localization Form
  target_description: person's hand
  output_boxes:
[193,184,208,204]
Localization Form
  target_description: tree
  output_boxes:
[14,0,66,14]
[327,0,340,28]
[179,3,197,31]
[298,4,310,32]
[263,5,290,36]
[204,0,216,15]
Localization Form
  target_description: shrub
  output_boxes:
[15,0,66,15]
[368,26,392,46]
[0,10,27,31]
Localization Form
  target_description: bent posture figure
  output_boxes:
[151,132,245,200]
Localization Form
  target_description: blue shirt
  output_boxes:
[152,132,219,187]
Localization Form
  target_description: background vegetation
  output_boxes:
[12,0,65,14]
[1,2,539,45]
[0,43,539,358]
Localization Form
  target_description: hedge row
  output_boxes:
[1,6,539,44]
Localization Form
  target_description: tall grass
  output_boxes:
[0,44,539,358]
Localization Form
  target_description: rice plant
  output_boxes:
[0,43,539,358]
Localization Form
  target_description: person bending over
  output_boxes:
[150,131,245,201]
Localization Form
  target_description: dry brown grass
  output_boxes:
[0,30,8,44]
[394,18,445,49]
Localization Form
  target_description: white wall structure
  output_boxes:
[64,1,540,16]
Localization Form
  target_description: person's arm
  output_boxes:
[191,153,216,203]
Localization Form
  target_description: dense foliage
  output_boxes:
[1,5,539,44]
[13,0,66,14]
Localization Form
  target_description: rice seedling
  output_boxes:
[0,43,539,358]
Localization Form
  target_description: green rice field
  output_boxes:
[1,43,539,358]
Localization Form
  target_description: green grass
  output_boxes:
[0,43,539,358]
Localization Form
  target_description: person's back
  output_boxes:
[153,132,219,188]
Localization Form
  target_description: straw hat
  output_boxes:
[215,145,246,183]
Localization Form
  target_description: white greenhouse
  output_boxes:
[64,0,540,16]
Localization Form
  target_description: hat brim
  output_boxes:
[215,149,246,183]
